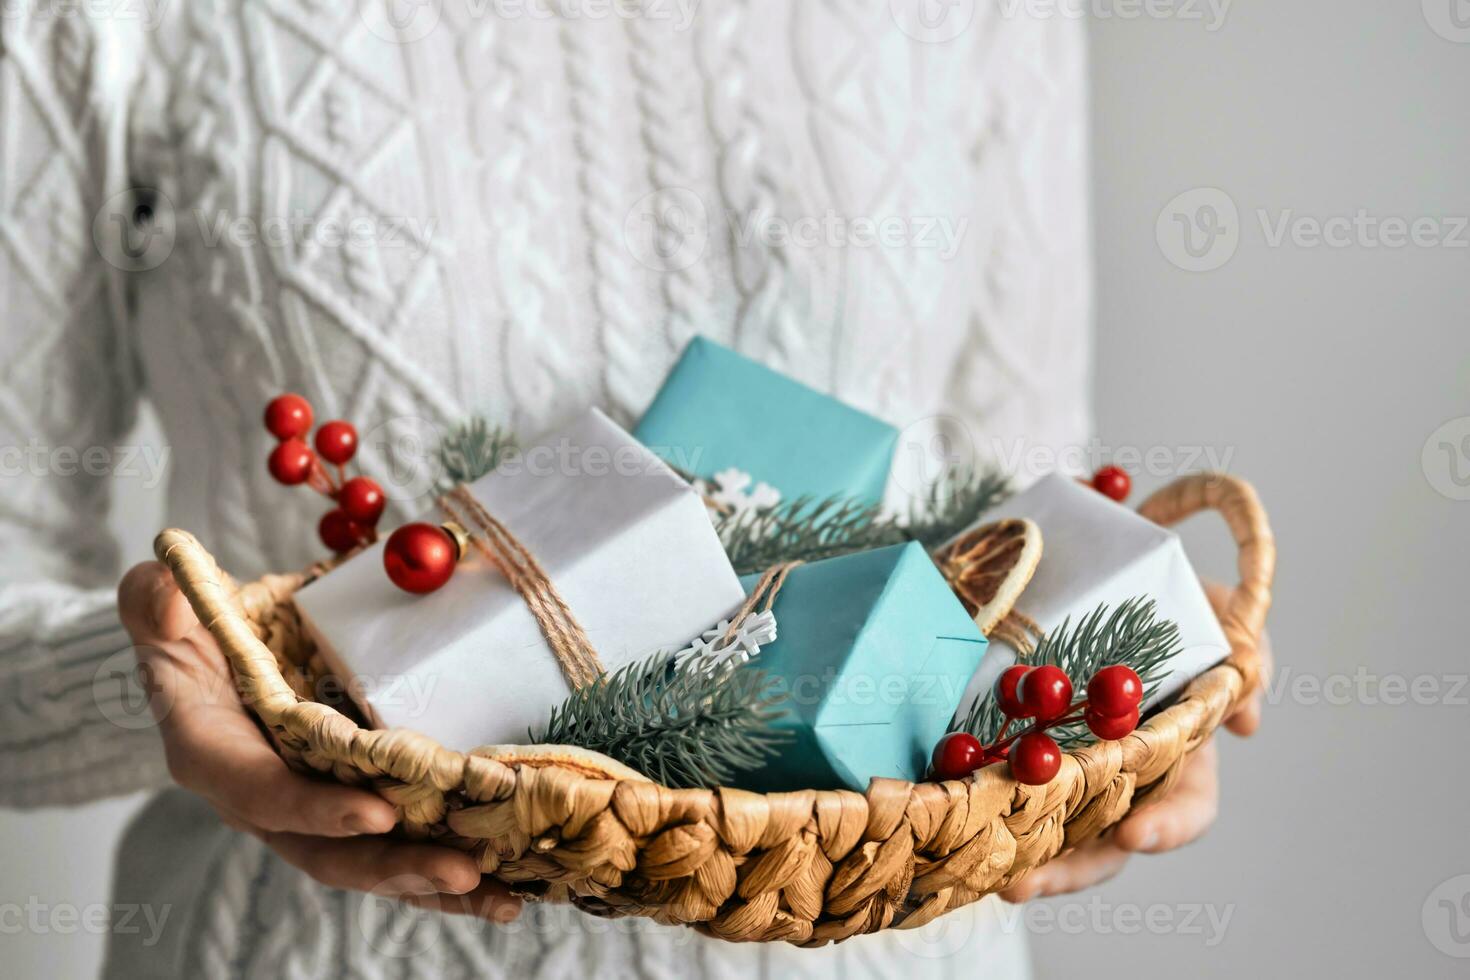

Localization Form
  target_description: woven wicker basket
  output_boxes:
[154,472,1273,945]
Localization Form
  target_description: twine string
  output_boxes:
[990,609,1045,658]
[721,560,802,645]
[439,485,605,690]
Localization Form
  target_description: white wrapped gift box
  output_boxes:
[293,409,747,751]
[955,473,1231,717]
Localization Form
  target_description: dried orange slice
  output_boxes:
[934,519,1043,635]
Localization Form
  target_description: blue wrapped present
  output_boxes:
[734,542,988,792]
[634,337,898,506]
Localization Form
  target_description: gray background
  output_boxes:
[3,2,1468,976]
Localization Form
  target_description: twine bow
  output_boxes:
[439,484,605,690]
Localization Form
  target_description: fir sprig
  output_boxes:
[437,416,517,490]
[538,651,790,789]
[950,597,1182,748]
[717,467,1012,576]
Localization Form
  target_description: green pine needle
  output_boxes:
[951,597,1183,748]
[538,651,791,789]
[437,416,517,490]
[718,467,1012,576]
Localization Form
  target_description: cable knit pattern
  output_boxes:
[4,1,1088,976]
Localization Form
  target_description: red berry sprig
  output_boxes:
[263,394,386,556]
[930,662,1145,786]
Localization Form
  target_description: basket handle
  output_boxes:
[1136,473,1275,699]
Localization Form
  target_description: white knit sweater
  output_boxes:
[0,1,1090,976]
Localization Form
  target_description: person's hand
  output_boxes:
[118,561,521,922]
[1000,584,1272,902]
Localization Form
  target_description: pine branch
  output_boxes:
[437,417,517,490]
[538,650,790,789]
[905,467,1015,548]
[951,597,1183,748]
[718,467,1012,576]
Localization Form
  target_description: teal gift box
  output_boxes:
[734,542,988,792]
[634,337,899,506]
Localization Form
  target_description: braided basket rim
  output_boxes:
[154,473,1274,946]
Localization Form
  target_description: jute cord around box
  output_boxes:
[721,559,802,644]
[438,484,606,690]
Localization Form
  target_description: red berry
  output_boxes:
[1092,465,1132,502]
[383,523,458,594]
[268,438,316,485]
[1085,707,1140,741]
[1088,665,1143,718]
[318,509,367,554]
[931,732,985,781]
[338,476,386,526]
[996,664,1033,718]
[1010,732,1062,785]
[1018,664,1074,722]
[264,394,313,440]
[314,420,358,465]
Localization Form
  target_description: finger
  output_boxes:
[403,880,523,922]
[1203,579,1271,738]
[262,831,483,896]
[1225,628,1273,736]
[1224,695,1261,736]
[1112,740,1219,854]
[165,704,397,837]
[1000,839,1130,903]
[118,562,198,644]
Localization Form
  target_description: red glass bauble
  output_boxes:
[383,523,457,594]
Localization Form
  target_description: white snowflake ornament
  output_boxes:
[695,467,782,520]
[674,610,778,669]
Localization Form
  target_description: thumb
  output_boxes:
[119,561,200,643]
